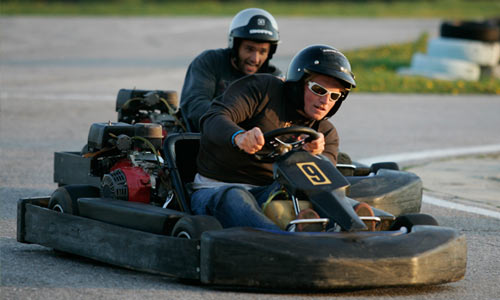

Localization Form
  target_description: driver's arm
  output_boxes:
[200,75,268,149]
[233,127,265,154]
[315,122,339,165]
[180,51,219,132]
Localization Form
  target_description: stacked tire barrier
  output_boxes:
[399,19,500,81]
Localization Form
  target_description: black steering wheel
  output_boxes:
[253,126,321,163]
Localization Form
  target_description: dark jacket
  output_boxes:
[180,48,281,132]
[197,74,339,186]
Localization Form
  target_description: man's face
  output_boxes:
[303,74,346,120]
[235,40,271,75]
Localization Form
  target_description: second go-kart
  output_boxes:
[18,125,466,290]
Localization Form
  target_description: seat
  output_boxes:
[163,133,201,214]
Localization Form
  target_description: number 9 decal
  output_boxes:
[296,162,332,185]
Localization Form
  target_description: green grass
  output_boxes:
[345,34,500,94]
[1,0,499,18]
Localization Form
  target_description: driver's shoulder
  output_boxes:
[193,48,230,66]
[317,119,337,134]
[251,73,285,90]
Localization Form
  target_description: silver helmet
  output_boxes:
[228,8,280,59]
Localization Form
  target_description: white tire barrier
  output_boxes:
[428,37,500,66]
[398,53,481,81]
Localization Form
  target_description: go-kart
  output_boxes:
[18,125,466,289]
[54,89,423,217]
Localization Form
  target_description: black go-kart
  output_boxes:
[58,89,423,217]
[18,123,466,290]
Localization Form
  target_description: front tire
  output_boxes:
[370,162,399,173]
[389,213,439,232]
[172,215,222,239]
[48,184,100,215]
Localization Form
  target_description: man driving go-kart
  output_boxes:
[191,44,360,230]
[18,43,466,290]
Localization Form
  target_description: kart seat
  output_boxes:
[163,133,201,213]
[162,133,319,230]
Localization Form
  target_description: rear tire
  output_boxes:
[440,21,500,42]
[48,184,100,215]
[389,213,439,232]
[172,215,222,239]
[80,143,89,155]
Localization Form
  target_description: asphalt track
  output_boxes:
[1,17,500,300]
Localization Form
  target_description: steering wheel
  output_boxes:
[253,126,321,163]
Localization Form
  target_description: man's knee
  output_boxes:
[216,186,256,209]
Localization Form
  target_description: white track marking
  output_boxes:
[1,91,115,102]
[360,145,500,219]
[423,195,500,220]
[358,144,500,166]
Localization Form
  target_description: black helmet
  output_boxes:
[286,44,356,88]
[285,44,356,118]
[228,8,280,59]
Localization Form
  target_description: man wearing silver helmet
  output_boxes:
[180,8,281,132]
[190,45,356,230]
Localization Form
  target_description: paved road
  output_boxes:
[1,17,500,300]
[1,17,440,97]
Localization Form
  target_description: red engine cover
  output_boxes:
[111,159,151,203]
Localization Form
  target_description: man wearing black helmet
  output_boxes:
[180,8,281,132]
[190,45,357,230]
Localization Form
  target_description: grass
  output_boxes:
[344,34,500,94]
[1,0,499,19]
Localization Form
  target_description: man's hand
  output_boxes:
[234,127,265,154]
[302,132,325,155]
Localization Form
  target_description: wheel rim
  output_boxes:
[176,231,192,239]
[52,204,64,213]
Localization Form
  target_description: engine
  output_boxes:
[86,122,172,206]
[115,89,186,136]
[101,158,154,204]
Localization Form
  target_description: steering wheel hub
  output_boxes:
[254,126,321,163]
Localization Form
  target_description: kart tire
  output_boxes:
[81,143,89,155]
[389,213,438,232]
[370,162,399,173]
[172,215,222,239]
[337,152,352,164]
[440,20,500,42]
[48,184,101,215]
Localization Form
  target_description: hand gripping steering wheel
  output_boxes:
[253,126,321,163]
